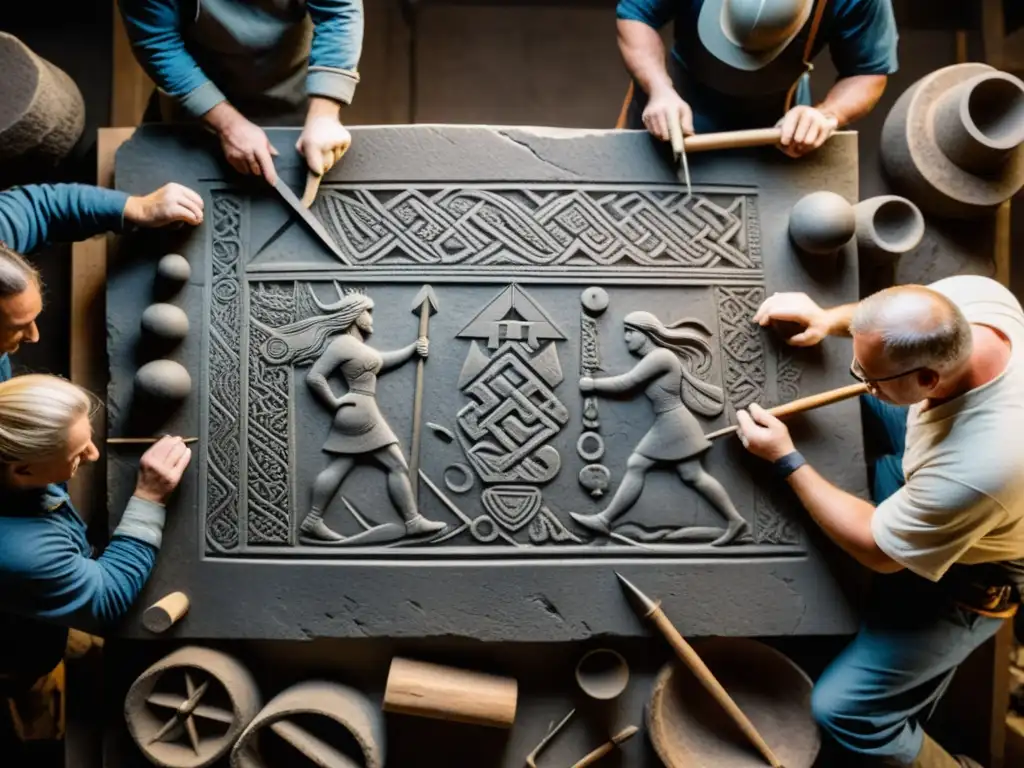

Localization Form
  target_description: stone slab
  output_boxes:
[108,125,866,640]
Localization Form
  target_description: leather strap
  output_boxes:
[772,450,807,480]
[784,0,830,111]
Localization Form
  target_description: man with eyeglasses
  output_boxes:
[735,277,1024,768]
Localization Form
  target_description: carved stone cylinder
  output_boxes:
[0,32,84,168]
[125,646,262,768]
[853,196,925,256]
[933,72,1024,175]
[383,657,518,729]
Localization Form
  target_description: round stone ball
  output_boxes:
[788,191,856,255]
[135,360,191,401]
[141,303,189,342]
[580,286,610,315]
[156,253,191,285]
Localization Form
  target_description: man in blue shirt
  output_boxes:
[0,181,203,381]
[119,0,363,185]
[616,0,898,157]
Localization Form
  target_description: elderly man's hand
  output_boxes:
[777,106,839,158]
[753,291,831,347]
[124,183,205,227]
[735,404,795,462]
[297,98,352,178]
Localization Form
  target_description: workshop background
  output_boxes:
[1,1,1023,766]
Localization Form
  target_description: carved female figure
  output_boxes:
[262,290,446,544]
[570,312,749,546]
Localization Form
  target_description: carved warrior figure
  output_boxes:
[570,312,749,546]
[262,290,446,544]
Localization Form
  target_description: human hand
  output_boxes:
[579,376,595,393]
[777,106,839,158]
[124,183,204,227]
[133,436,192,504]
[416,337,429,358]
[217,113,279,183]
[735,404,795,462]
[753,292,830,347]
[642,86,694,154]
[296,115,352,178]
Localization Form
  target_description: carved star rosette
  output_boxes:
[125,646,262,768]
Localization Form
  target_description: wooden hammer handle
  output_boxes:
[684,128,783,153]
[707,382,868,440]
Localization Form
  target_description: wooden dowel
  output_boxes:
[570,726,639,768]
[650,609,782,767]
[142,591,190,633]
[706,382,869,440]
[684,128,783,153]
[383,657,518,729]
[107,436,199,445]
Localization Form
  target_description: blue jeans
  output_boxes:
[811,396,1004,764]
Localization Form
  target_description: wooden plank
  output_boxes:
[995,199,1012,288]
[68,128,136,518]
[112,1,154,127]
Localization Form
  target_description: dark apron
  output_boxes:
[157,0,312,125]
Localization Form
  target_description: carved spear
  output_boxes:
[409,285,439,504]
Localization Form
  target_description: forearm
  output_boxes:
[817,75,887,127]
[786,465,900,572]
[0,184,130,252]
[822,302,858,337]
[617,20,674,97]
[380,344,415,370]
[306,96,342,124]
[307,373,339,408]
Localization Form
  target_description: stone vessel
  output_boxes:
[854,195,925,256]
[0,32,84,172]
[882,63,1024,218]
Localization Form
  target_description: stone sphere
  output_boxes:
[580,286,610,314]
[156,253,191,285]
[135,360,191,401]
[788,191,856,254]
[141,303,189,342]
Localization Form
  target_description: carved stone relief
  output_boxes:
[202,186,804,557]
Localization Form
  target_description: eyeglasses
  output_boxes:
[849,358,927,387]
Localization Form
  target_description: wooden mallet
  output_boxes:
[706,382,869,440]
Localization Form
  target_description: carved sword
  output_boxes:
[409,285,439,505]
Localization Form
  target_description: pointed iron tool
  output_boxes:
[614,573,784,768]
[270,175,350,264]
[667,114,691,197]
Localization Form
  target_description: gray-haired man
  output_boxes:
[736,276,1024,768]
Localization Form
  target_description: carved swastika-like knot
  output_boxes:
[457,342,569,484]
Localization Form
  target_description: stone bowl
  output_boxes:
[647,637,819,767]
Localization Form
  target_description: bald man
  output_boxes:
[736,276,1024,768]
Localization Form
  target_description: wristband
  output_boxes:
[773,450,806,480]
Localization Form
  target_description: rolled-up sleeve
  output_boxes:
[118,0,227,117]
[616,0,676,29]
[306,0,363,105]
[830,0,899,77]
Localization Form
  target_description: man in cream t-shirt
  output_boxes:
[736,276,1024,768]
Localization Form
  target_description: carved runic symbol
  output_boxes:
[456,285,570,536]
[142,671,233,756]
